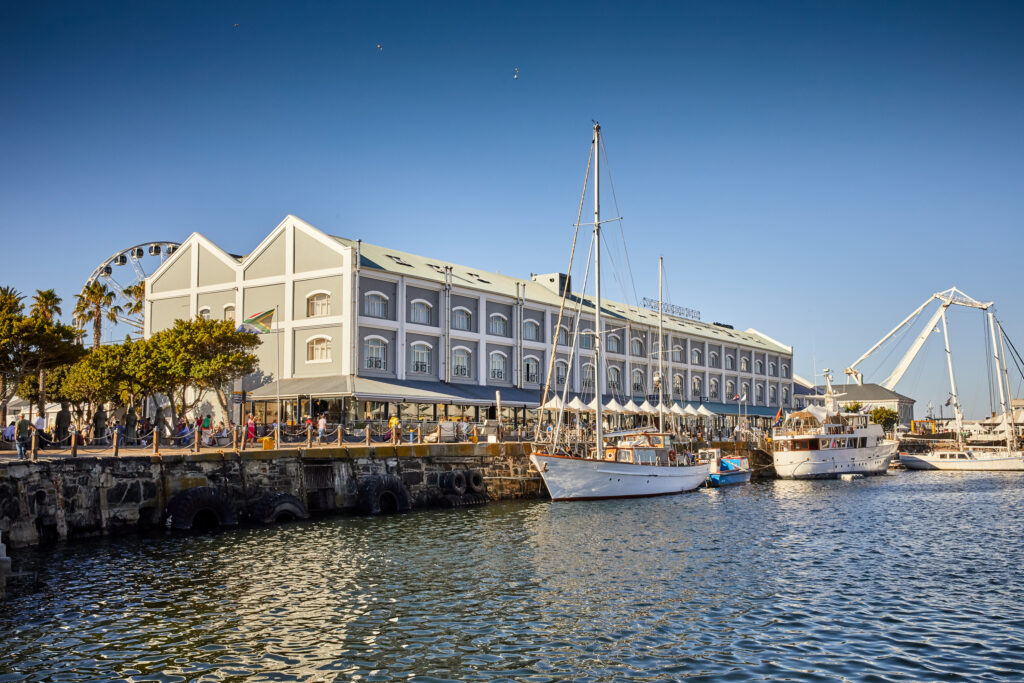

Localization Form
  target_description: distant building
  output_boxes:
[144,215,796,425]
[804,383,915,426]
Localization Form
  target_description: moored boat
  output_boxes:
[899,449,1024,471]
[703,448,751,487]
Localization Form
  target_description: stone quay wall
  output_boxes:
[0,442,545,550]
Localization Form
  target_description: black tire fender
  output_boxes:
[165,486,238,531]
[358,474,411,515]
[249,492,309,524]
[465,469,485,494]
[441,469,467,495]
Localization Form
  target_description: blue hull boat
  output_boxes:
[703,450,752,487]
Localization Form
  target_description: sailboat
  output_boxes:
[529,124,709,501]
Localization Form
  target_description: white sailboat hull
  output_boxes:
[773,441,897,479]
[529,453,709,501]
[900,450,1024,471]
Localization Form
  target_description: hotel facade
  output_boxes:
[144,216,795,426]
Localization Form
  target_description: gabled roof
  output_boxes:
[812,383,915,404]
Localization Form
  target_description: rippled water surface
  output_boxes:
[4,471,1024,681]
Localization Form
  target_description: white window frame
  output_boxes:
[769,386,778,405]
[710,378,720,399]
[740,357,750,372]
[452,306,473,331]
[673,374,684,398]
[307,335,333,363]
[363,335,388,370]
[524,354,540,384]
[631,368,645,395]
[782,363,790,378]
[709,351,720,368]
[452,345,472,377]
[523,319,541,341]
[607,334,622,354]
[557,325,570,346]
[726,380,736,399]
[488,313,509,337]
[198,306,211,320]
[672,344,684,363]
[691,375,703,398]
[580,329,594,350]
[582,362,596,390]
[755,359,764,374]
[769,362,777,376]
[608,366,622,390]
[409,298,433,325]
[691,348,703,365]
[756,384,765,403]
[488,350,508,380]
[725,355,735,370]
[554,360,569,386]
[307,290,332,317]
[631,337,644,357]
[410,342,432,374]
[364,291,389,319]
[223,304,236,321]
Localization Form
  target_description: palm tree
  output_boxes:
[0,286,24,315]
[31,289,62,321]
[74,281,122,349]
[122,282,146,330]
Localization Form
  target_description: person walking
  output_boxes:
[16,414,32,459]
[317,414,327,444]
[33,413,46,450]
[388,414,401,445]
[246,415,256,445]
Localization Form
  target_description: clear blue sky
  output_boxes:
[3,1,1023,417]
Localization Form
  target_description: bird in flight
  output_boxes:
[513,67,519,80]
[377,42,383,52]
[233,23,239,28]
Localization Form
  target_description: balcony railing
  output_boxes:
[365,357,386,370]
[412,361,430,373]
[452,365,469,377]
[490,369,505,380]
[525,372,538,383]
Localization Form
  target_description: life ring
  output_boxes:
[465,469,486,494]
[357,474,411,515]
[668,450,677,462]
[441,470,467,495]
[165,486,238,532]
[249,492,309,524]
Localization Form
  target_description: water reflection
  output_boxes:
[3,471,1024,681]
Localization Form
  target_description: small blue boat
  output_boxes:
[703,449,752,487]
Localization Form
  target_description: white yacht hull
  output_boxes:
[900,450,1024,471]
[773,441,898,479]
[529,453,709,501]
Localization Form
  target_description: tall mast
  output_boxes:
[997,318,1016,451]
[940,308,964,444]
[593,123,603,455]
[658,256,665,432]
[988,311,1010,449]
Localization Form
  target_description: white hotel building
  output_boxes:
[145,216,795,426]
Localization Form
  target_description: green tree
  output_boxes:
[149,318,260,419]
[869,407,900,432]
[0,286,25,316]
[62,350,120,412]
[29,289,65,413]
[843,401,863,413]
[0,308,84,418]
[74,281,122,349]
[121,282,146,331]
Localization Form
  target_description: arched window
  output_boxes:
[364,292,387,318]
[607,334,622,354]
[691,375,703,398]
[411,342,431,374]
[710,378,720,399]
[555,360,568,386]
[489,351,507,380]
[631,338,644,357]
[755,359,764,374]
[769,386,778,405]
[673,374,683,398]
[755,384,765,404]
[523,319,541,341]
[198,307,211,320]
[741,381,750,399]
[309,291,331,317]
[410,299,432,325]
[632,369,645,395]
[524,355,540,383]
[726,380,736,400]
[488,313,508,336]
[557,325,570,346]
[652,339,660,359]
[783,386,790,403]
[725,355,735,370]
[308,336,332,362]
[709,351,720,368]
[223,304,235,321]
[452,347,471,377]
[672,344,684,363]
[769,362,777,376]
[608,366,622,391]
[582,362,596,390]
[740,357,750,372]
[782,363,790,378]
[363,336,386,370]
[580,329,594,350]
[692,348,703,365]
[452,307,472,331]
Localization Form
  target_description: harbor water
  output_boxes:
[3,471,1023,682]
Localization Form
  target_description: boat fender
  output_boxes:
[249,492,309,524]
[358,474,412,515]
[441,470,467,495]
[165,486,238,532]
[465,469,486,494]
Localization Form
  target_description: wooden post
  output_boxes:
[436,424,441,442]
[365,426,371,445]
[417,425,422,444]
[30,430,38,460]
[337,425,343,445]
[275,423,280,449]
[194,427,201,453]
[113,430,120,457]
[71,430,78,457]
[153,429,160,455]
[306,424,312,447]
[232,426,237,451]
[473,426,478,443]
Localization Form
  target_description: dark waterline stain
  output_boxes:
[3,471,1024,681]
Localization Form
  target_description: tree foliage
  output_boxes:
[0,305,84,414]
[869,407,900,432]
[843,401,863,413]
[74,281,121,349]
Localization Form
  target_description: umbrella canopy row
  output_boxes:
[543,396,719,416]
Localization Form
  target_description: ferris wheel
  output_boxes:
[83,241,181,331]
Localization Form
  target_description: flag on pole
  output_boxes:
[774,405,783,426]
[237,309,274,334]
[732,394,740,400]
